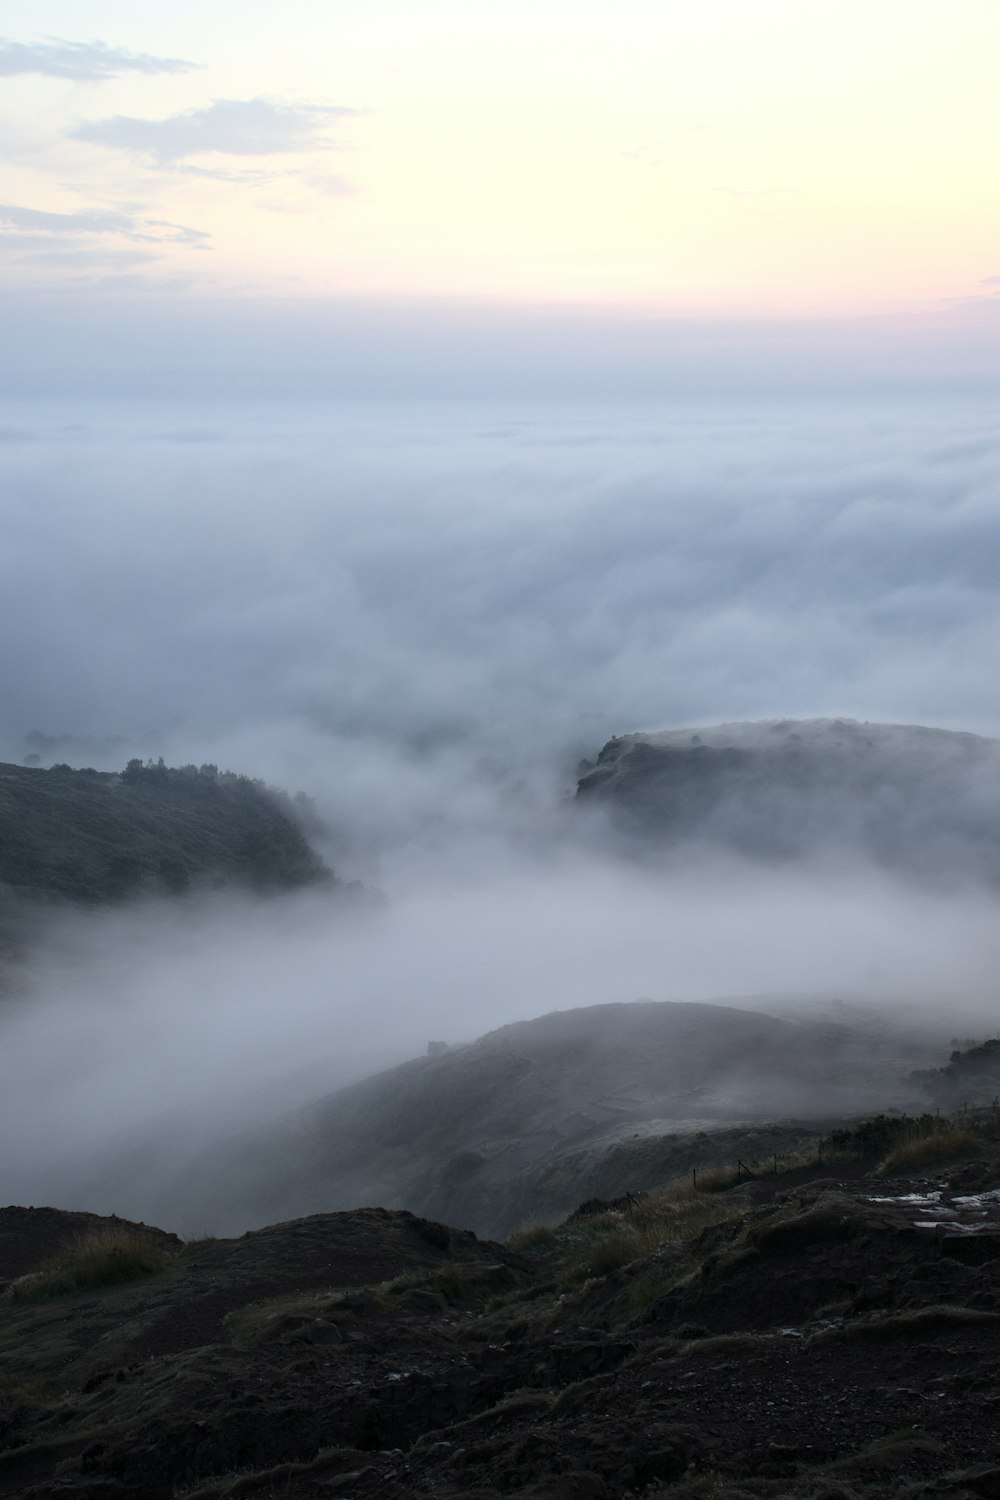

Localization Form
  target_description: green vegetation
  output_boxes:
[8,1225,174,1301]
[0,757,331,906]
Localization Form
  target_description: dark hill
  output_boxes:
[3,1123,1000,1499]
[576,717,1000,880]
[203,999,941,1239]
[0,758,329,909]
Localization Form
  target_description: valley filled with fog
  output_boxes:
[2,394,999,1230]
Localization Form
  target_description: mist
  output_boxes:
[2,391,1000,1228]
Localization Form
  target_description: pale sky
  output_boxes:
[2,0,999,319]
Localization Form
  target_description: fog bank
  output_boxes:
[1,393,999,1227]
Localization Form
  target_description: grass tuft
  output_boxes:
[7,1225,173,1301]
[506,1220,558,1254]
[566,1187,743,1280]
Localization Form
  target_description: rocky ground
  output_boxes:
[2,1135,1000,1500]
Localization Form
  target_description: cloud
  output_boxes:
[1,398,999,765]
[72,97,358,164]
[1,397,1000,1228]
[0,201,209,246]
[0,36,193,81]
[1,245,158,271]
[2,856,999,1231]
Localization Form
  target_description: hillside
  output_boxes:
[2,1116,1000,1499]
[200,999,945,1239]
[576,718,1000,880]
[0,758,330,907]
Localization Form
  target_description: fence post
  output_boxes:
[692,1168,697,1190]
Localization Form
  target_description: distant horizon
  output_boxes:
[3,293,999,399]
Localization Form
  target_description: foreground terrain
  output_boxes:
[2,1116,1000,1499]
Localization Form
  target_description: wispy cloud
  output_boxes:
[0,202,211,255]
[0,202,208,246]
[72,97,357,165]
[0,36,194,81]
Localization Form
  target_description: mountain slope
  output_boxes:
[576,717,1000,879]
[0,759,330,906]
[206,999,941,1238]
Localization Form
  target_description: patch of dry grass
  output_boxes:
[7,1225,172,1301]
[506,1220,558,1254]
[877,1123,981,1176]
[571,1186,744,1279]
[808,1303,1000,1344]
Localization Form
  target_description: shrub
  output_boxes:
[8,1225,173,1301]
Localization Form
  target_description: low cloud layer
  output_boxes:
[1,394,999,1228]
[3,855,999,1229]
[1,396,998,765]
[0,202,209,246]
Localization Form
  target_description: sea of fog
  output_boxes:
[1,392,999,1225]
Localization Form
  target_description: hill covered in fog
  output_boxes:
[0,758,330,908]
[577,717,1000,880]
[200,998,942,1239]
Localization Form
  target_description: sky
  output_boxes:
[1,2,999,394]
